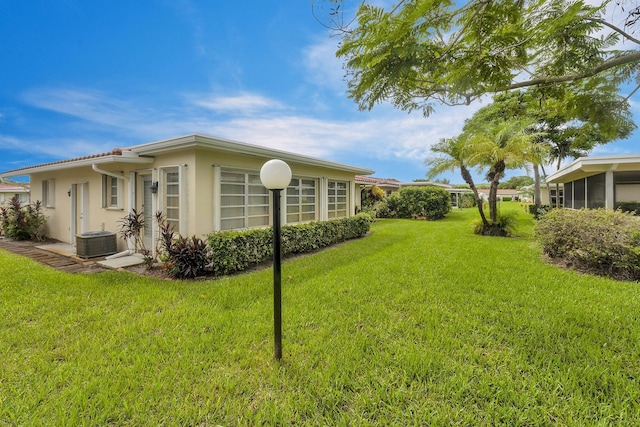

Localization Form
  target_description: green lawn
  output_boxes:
[1,205,639,425]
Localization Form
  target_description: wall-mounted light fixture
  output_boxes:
[150,181,159,194]
[67,189,72,197]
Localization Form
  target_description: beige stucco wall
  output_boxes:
[31,166,131,250]
[29,147,365,252]
[0,191,29,206]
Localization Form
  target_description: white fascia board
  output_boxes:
[548,154,640,183]
[547,157,585,183]
[128,133,376,175]
[1,155,155,178]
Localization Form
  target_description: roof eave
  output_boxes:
[129,134,375,175]
[548,154,640,183]
[1,155,155,178]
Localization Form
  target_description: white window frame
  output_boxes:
[163,167,181,233]
[101,175,124,210]
[286,177,317,224]
[219,170,270,231]
[42,179,55,208]
[328,180,349,219]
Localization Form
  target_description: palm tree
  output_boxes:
[426,137,489,228]
[466,121,547,224]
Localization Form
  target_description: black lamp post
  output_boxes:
[260,159,292,360]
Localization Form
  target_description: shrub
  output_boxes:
[206,228,273,276]
[502,196,513,202]
[0,197,47,241]
[207,214,372,276]
[161,235,210,279]
[384,186,451,220]
[362,185,386,210]
[616,201,640,215]
[535,209,640,281]
[118,209,156,269]
[472,211,519,237]
[528,204,552,219]
[458,193,476,208]
[374,200,392,218]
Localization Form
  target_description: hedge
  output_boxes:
[378,186,451,220]
[616,201,640,215]
[206,213,372,276]
[535,208,640,281]
[528,204,553,219]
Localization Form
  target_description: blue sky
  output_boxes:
[1,0,638,184]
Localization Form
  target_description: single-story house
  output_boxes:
[1,134,374,252]
[476,188,520,202]
[519,183,564,206]
[355,176,402,196]
[0,182,30,206]
[546,154,640,210]
[355,176,474,208]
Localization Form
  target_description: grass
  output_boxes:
[1,203,640,425]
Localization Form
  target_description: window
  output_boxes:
[102,175,122,209]
[328,180,348,219]
[587,174,606,209]
[563,182,573,208]
[286,177,317,223]
[42,179,55,208]
[614,171,640,206]
[220,171,270,230]
[550,188,564,207]
[573,178,585,209]
[165,168,180,233]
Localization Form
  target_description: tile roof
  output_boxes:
[2,148,126,176]
[0,183,29,192]
[355,175,401,186]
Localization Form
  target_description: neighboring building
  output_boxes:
[355,176,401,196]
[519,183,564,206]
[1,134,373,251]
[0,182,30,206]
[476,188,520,201]
[355,176,474,208]
[547,154,640,210]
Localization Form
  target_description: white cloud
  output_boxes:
[190,93,285,113]
[301,36,346,94]
[1,133,116,165]
[16,82,479,169]
[21,87,147,131]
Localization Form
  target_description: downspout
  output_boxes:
[92,164,127,182]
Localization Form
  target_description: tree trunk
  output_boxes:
[460,164,489,227]
[533,164,541,208]
[540,164,554,207]
[488,161,506,223]
[489,178,499,223]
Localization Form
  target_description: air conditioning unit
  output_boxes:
[76,231,117,259]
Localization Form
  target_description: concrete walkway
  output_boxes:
[0,237,107,274]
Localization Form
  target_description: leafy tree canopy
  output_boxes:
[337,0,640,116]
[499,175,534,189]
[464,86,636,169]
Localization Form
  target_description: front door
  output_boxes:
[69,183,89,244]
[141,175,153,249]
